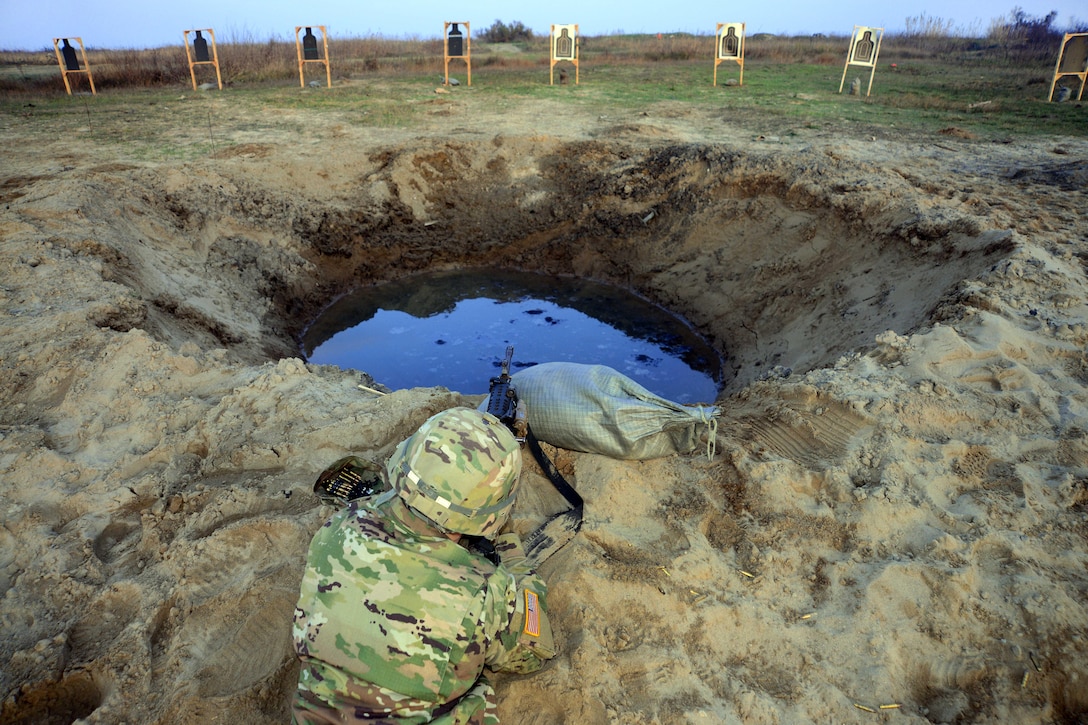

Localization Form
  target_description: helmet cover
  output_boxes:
[388,407,522,538]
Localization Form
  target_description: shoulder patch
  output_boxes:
[523,590,540,637]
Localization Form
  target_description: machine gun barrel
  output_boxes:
[487,345,527,441]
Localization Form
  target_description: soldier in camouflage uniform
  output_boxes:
[292,407,556,724]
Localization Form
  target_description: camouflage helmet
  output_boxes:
[387,407,522,539]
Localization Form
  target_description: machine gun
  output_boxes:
[485,346,583,565]
[486,346,528,442]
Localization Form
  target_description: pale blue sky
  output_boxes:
[1,0,1083,50]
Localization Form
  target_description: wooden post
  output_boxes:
[183,28,223,91]
[296,25,332,88]
[838,25,883,96]
[713,23,745,86]
[53,37,96,95]
[1047,33,1088,102]
[443,21,471,86]
[550,24,580,85]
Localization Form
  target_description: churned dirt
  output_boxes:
[1,84,1087,724]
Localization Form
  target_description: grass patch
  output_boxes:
[1,31,1083,159]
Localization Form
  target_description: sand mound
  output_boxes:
[2,114,1087,724]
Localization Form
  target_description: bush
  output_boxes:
[480,20,534,43]
[988,6,1064,59]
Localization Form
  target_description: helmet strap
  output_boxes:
[387,495,453,538]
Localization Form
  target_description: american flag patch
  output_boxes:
[523,590,540,637]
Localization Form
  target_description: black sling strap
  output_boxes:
[522,427,583,564]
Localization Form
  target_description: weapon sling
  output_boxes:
[485,345,583,564]
[522,427,583,564]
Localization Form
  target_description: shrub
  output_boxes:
[480,20,534,43]
[988,6,1064,60]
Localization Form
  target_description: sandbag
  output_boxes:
[508,362,719,460]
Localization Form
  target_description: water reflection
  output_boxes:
[301,269,722,402]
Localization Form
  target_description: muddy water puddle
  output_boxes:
[301,270,722,402]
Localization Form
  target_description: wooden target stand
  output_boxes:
[550,24,579,85]
[183,28,223,91]
[838,25,883,97]
[53,37,96,95]
[296,25,332,88]
[713,22,745,86]
[443,22,471,86]
[1048,33,1088,102]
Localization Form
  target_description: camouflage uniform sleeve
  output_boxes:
[482,532,557,674]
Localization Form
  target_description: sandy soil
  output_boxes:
[1,85,1087,724]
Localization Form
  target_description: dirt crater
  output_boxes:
[4,125,1085,725]
[102,137,1009,393]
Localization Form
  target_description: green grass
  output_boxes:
[1,43,1082,165]
[450,58,1083,137]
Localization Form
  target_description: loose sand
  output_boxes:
[1,86,1087,724]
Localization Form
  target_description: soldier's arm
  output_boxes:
[482,532,556,673]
